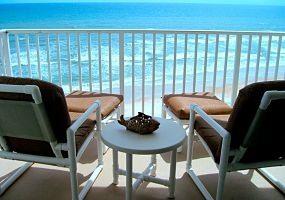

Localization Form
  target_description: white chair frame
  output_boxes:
[0,84,105,200]
[186,91,285,200]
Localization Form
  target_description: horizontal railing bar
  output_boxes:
[4,29,285,36]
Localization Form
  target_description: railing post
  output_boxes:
[231,34,242,105]
[119,32,125,114]
[1,30,12,76]
[0,31,5,76]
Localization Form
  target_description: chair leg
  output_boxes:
[79,157,103,199]
[69,162,79,200]
[169,149,177,199]
[150,154,157,176]
[0,162,33,196]
[68,134,79,200]
[176,120,184,153]
[161,105,166,118]
[97,134,104,166]
[177,146,183,153]
[186,110,195,170]
[102,142,107,154]
[216,166,227,200]
[100,123,108,154]
[186,131,194,170]
[113,149,119,185]
[79,125,104,199]
[117,105,122,119]
[216,126,230,200]
[186,130,214,200]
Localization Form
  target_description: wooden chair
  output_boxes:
[0,76,121,200]
[186,81,285,200]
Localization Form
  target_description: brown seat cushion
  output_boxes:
[194,81,285,164]
[5,112,96,158]
[195,115,230,163]
[69,112,96,152]
[163,92,232,119]
[66,91,123,119]
[0,76,96,157]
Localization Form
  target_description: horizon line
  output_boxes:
[1,2,285,6]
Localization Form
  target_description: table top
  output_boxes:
[101,117,186,154]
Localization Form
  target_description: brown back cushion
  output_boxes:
[226,81,285,162]
[0,76,71,144]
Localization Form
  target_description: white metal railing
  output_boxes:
[0,29,284,116]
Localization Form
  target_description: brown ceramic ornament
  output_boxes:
[118,112,160,134]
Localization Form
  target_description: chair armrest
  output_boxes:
[67,100,101,135]
[190,104,230,139]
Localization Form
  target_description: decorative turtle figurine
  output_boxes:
[118,112,160,134]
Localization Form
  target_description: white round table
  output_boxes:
[101,117,186,200]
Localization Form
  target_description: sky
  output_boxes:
[0,0,285,6]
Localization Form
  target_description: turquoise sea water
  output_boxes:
[0,3,284,111]
[1,3,285,30]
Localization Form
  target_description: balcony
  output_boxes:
[0,29,284,199]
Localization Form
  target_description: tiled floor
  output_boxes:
[0,139,284,200]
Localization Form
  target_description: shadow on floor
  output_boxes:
[1,139,284,200]
[1,166,284,200]
[160,140,209,163]
[86,171,284,200]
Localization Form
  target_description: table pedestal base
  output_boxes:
[112,149,177,200]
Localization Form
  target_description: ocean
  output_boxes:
[1,3,285,30]
[0,3,285,114]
